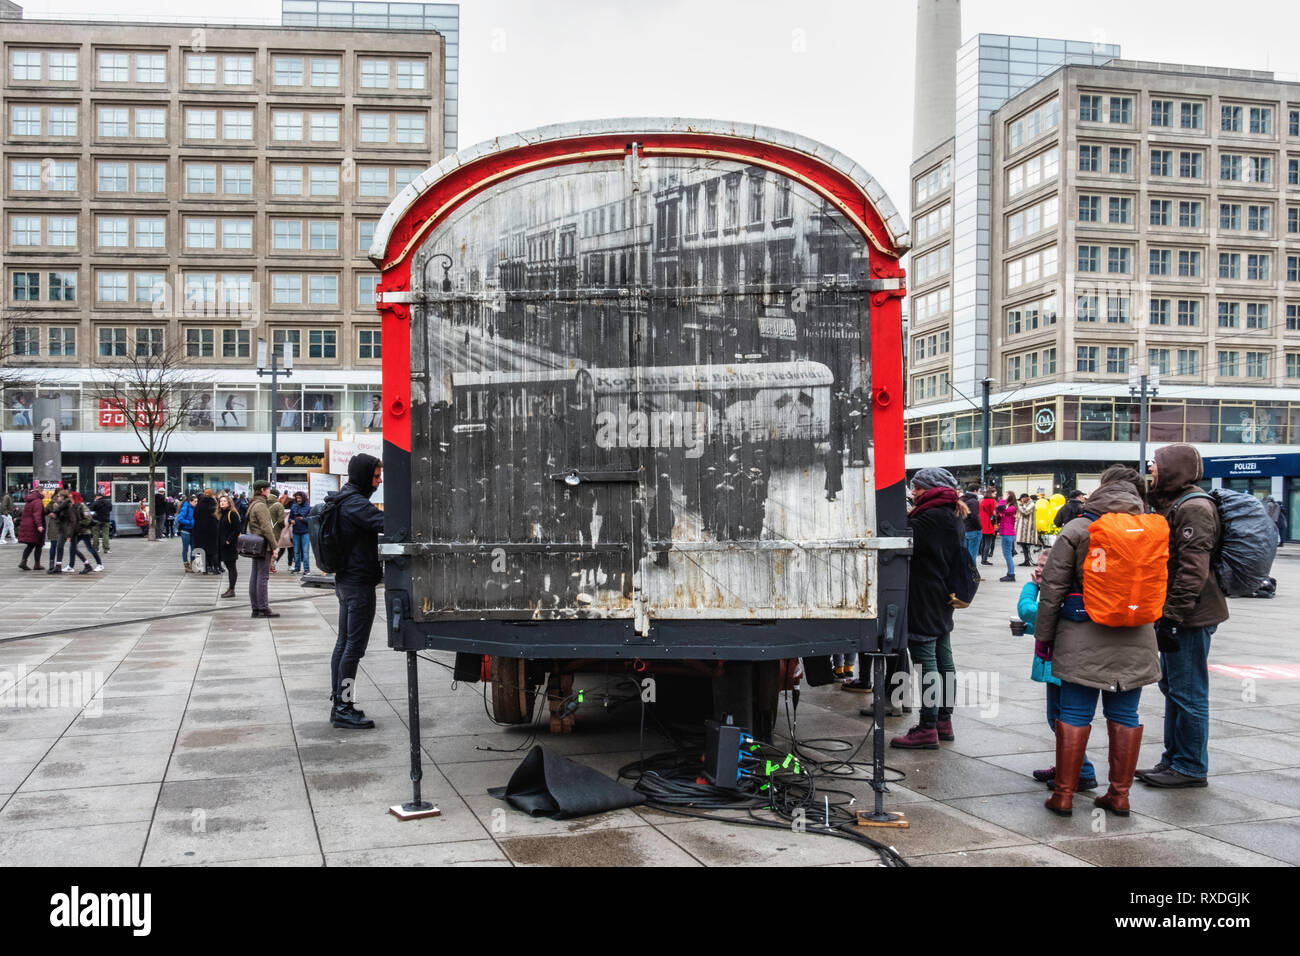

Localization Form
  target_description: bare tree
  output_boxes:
[91,338,211,540]
[0,306,47,399]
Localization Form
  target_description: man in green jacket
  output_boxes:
[246,480,281,618]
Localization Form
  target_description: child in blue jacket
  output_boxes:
[1017,549,1097,791]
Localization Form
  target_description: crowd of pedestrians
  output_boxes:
[10,487,108,574]
[883,442,1265,821]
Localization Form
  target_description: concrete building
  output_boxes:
[0,4,445,502]
[907,3,1300,535]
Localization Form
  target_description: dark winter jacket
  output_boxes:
[907,501,965,638]
[91,495,113,524]
[1033,481,1161,692]
[193,496,219,555]
[17,490,45,544]
[960,492,981,533]
[289,501,312,535]
[328,453,385,587]
[1054,497,1087,529]
[46,497,74,541]
[216,507,242,565]
[176,500,195,531]
[1151,444,1229,629]
[75,502,94,536]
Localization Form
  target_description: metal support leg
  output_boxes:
[857,652,908,828]
[390,649,440,820]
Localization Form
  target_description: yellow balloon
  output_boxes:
[1050,493,1066,507]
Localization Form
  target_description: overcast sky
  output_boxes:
[18,0,1300,217]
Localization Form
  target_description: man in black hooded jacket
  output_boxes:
[327,452,385,730]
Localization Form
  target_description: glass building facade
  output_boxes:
[950,35,1119,396]
[282,0,459,153]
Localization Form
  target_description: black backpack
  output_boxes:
[307,491,353,574]
[947,544,981,608]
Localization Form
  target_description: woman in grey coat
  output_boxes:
[1033,466,1160,818]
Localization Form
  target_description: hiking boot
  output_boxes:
[330,702,375,730]
[79,564,92,575]
[889,723,940,750]
[935,717,955,741]
[1140,767,1207,788]
[220,588,236,598]
[18,563,29,571]
[1095,721,1143,816]
[1045,721,1092,816]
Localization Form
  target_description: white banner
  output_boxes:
[327,435,384,476]
[308,472,339,506]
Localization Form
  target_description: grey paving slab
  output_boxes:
[0,820,151,866]
[0,782,160,832]
[1052,827,1292,867]
[910,844,1095,866]
[1206,768,1300,810]
[325,839,509,866]
[946,792,1176,843]
[500,826,703,866]
[1193,817,1300,866]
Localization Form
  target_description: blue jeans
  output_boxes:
[1000,534,1015,575]
[1045,681,1097,779]
[292,533,310,572]
[180,529,192,562]
[1159,624,1216,778]
[1057,680,1142,728]
[964,529,981,564]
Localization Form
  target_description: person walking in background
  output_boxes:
[17,488,45,570]
[995,490,1018,582]
[1015,492,1038,566]
[289,491,312,573]
[1,491,15,544]
[164,496,177,538]
[1033,466,1158,818]
[1265,495,1287,548]
[1016,550,1098,794]
[246,480,280,618]
[177,493,197,571]
[235,492,249,523]
[1139,444,1229,789]
[46,489,74,574]
[66,492,103,574]
[90,490,112,555]
[193,488,219,575]
[1054,489,1087,529]
[134,502,149,535]
[153,487,167,541]
[978,487,998,565]
[216,493,241,598]
[327,453,386,730]
[890,467,966,750]
[960,483,982,566]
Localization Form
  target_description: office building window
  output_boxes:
[1150,199,1171,226]
[1177,349,1200,376]
[1077,295,1099,322]
[1180,102,1204,129]
[99,327,128,357]
[1150,149,1172,177]
[135,218,165,248]
[12,272,40,301]
[48,327,76,356]
[186,109,217,139]
[186,328,214,358]
[1248,253,1270,280]
[1219,253,1241,280]
[1108,196,1131,224]
[274,166,303,196]
[98,107,128,138]
[273,329,301,358]
[1109,97,1133,125]
[1106,296,1130,323]
[272,275,302,304]
[358,220,376,251]
[49,217,77,246]
[186,163,216,194]
[309,167,338,197]
[310,57,339,87]
[395,114,425,144]
[186,54,216,84]
[10,216,40,246]
[1108,146,1132,174]
[274,110,303,141]
[1077,346,1098,372]
[222,328,251,358]
[1220,203,1242,230]
[1219,351,1240,376]
[1178,201,1202,228]
[223,165,252,195]
[222,220,252,250]
[1105,346,1130,373]
[308,275,338,305]
[1288,255,1300,282]
[135,53,164,83]
[1079,195,1101,223]
[1246,302,1269,329]
[224,55,253,85]
[1151,99,1173,127]
[1107,247,1131,274]
[1150,348,1171,375]
[1218,301,1240,328]
[1179,151,1202,178]
[1177,300,1201,327]
[49,107,77,137]
[1178,250,1202,277]
[1080,94,1102,122]
[98,217,128,247]
[308,329,337,358]
[98,52,128,83]
[49,271,76,301]
[358,328,381,359]
[1149,298,1171,326]
[1221,105,1243,133]
[1078,244,1101,273]
[223,110,252,140]
[397,60,425,89]
[360,58,389,88]
[274,56,303,85]
[135,108,165,138]
[310,112,339,142]
[134,327,163,357]
[309,221,338,250]
[1079,145,1101,173]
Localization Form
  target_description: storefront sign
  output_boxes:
[119,454,141,465]
[96,481,112,497]
[1201,453,1300,479]
[1034,406,1056,435]
[98,399,127,428]
[277,453,325,468]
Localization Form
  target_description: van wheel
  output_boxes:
[490,656,536,724]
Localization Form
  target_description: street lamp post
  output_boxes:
[1129,361,1160,473]
[979,377,994,490]
[256,339,293,488]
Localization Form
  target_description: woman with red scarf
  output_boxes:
[891,467,968,750]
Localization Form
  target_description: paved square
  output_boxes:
[0,537,1296,866]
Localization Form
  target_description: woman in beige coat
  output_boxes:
[1014,493,1038,566]
[1032,466,1160,817]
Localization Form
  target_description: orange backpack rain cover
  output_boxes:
[1082,513,1170,627]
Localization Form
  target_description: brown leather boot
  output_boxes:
[1094,721,1143,816]
[1045,721,1091,816]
